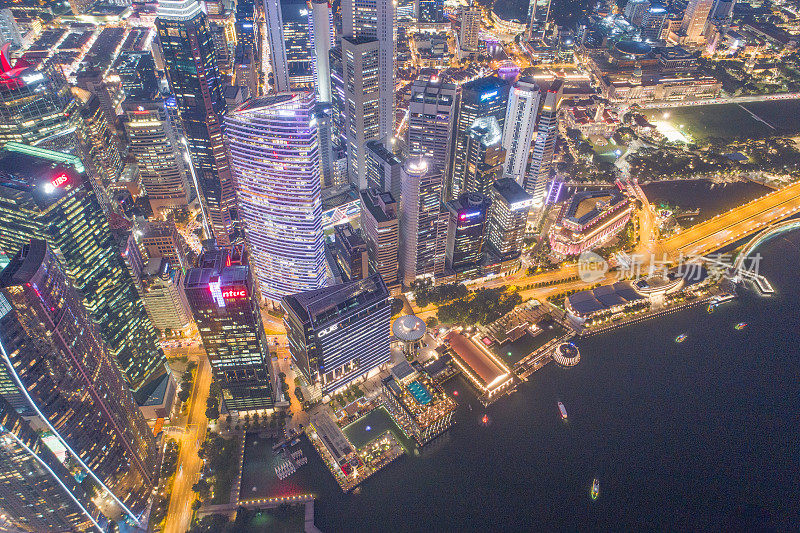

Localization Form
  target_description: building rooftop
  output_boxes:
[567,281,644,316]
[564,190,628,226]
[0,239,46,289]
[492,178,532,206]
[444,331,509,390]
[392,315,426,342]
[360,188,398,224]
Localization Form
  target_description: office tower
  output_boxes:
[334,223,369,281]
[140,218,188,268]
[360,188,399,287]
[282,273,391,396]
[0,395,103,532]
[341,0,395,141]
[342,36,380,188]
[264,0,314,92]
[157,0,235,246]
[0,10,23,49]
[365,139,402,197]
[640,5,668,41]
[449,76,509,200]
[460,2,480,51]
[224,94,327,301]
[316,103,335,187]
[329,46,346,143]
[526,79,563,205]
[123,96,192,214]
[681,0,714,43]
[136,258,194,336]
[0,143,165,389]
[417,0,444,23]
[400,157,448,285]
[74,67,117,130]
[235,0,257,57]
[502,77,540,186]
[624,0,650,26]
[527,0,551,30]
[486,178,532,261]
[0,240,158,525]
[446,192,489,276]
[208,12,236,73]
[464,116,504,198]
[75,89,123,183]
[711,0,735,21]
[185,245,273,411]
[0,53,75,146]
[310,0,335,102]
[116,50,160,99]
[407,76,456,177]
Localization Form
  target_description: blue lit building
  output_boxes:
[282,273,391,397]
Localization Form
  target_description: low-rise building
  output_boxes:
[549,189,632,256]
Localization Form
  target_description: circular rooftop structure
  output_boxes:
[392,315,426,342]
[614,40,652,57]
[553,342,581,367]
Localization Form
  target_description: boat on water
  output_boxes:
[558,401,568,420]
[675,334,687,343]
[735,322,747,330]
[591,478,600,500]
[707,304,715,314]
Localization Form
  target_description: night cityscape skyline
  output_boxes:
[0,0,798,530]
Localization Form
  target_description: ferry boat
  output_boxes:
[675,334,687,343]
[735,322,747,330]
[591,478,600,500]
[558,402,568,420]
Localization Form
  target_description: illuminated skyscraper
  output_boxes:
[341,0,395,141]
[526,79,563,206]
[156,0,235,246]
[624,0,651,25]
[342,36,380,187]
[449,76,509,200]
[640,5,668,41]
[224,94,327,301]
[310,0,335,102]
[360,187,399,287]
[407,76,456,176]
[0,143,165,390]
[486,178,532,262]
[463,116,504,198]
[502,77,540,185]
[446,192,490,276]
[680,0,714,42]
[400,157,448,285]
[185,244,273,411]
[0,239,158,527]
[265,0,315,91]
[459,2,481,52]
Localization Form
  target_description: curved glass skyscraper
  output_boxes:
[224,93,327,301]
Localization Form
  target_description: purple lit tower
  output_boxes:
[224,93,328,301]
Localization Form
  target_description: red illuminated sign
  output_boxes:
[221,288,247,299]
[51,173,69,188]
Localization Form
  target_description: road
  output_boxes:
[635,92,800,109]
[163,353,213,533]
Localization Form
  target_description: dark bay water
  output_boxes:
[304,227,800,532]
[641,180,771,224]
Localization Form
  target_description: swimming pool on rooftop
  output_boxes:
[407,380,432,405]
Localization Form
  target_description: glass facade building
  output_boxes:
[156,0,235,246]
[184,245,273,411]
[0,143,165,390]
[0,240,158,528]
[445,192,490,276]
[282,273,391,396]
[224,93,327,301]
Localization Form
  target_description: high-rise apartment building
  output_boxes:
[463,116,505,198]
[365,139,402,198]
[156,0,235,246]
[445,192,490,276]
[486,178,532,262]
[0,240,158,526]
[341,0,395,141]
[359,187,399,288]
[0,143,165,389]
[502,77,540,185]
[459,2,481,51]
[449,76,509,200]
[310,0,335,102]
[123,95,192,214]
[407,76,456,177]
[526,79,563,205]
[283,273,391,396]
[342,36,381,188]
[224,94,327,301]
[400,157,448,285]
[265,0,314,91]
[185,245,273,411]
[681,0,714,43]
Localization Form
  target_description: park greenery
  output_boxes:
[161,439,180,479]
[190,505,304,533]
[205,380,220,421]
[177,361,197,404]
[196,433,240,505]
[437,287,522,325]
[411,279,469,308]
